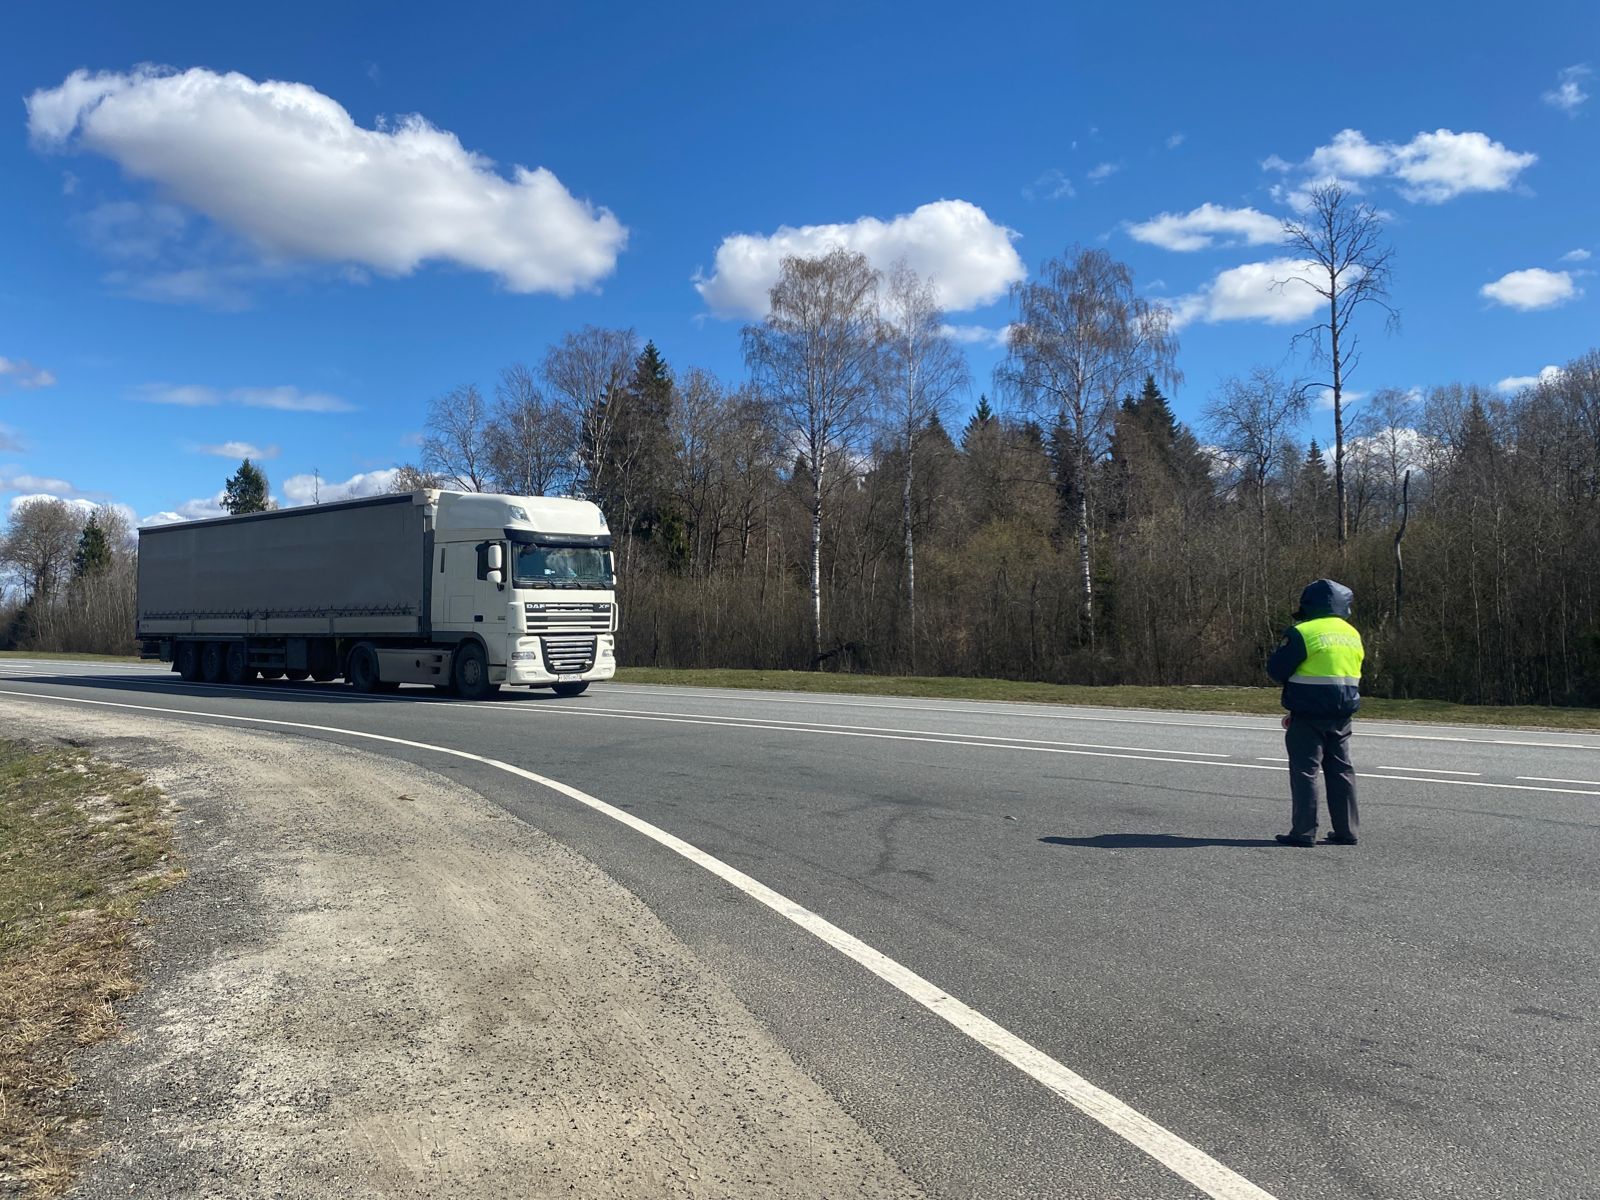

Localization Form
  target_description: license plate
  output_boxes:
[556,674,584,683]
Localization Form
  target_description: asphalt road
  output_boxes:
[3,659,1596,1200]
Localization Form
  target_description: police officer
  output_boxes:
[1266,579,1365,846]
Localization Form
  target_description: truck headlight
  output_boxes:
[510,651,539,662]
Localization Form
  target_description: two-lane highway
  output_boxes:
[3,659,1596,1199]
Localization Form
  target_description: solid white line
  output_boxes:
[474,702,1271,771]
[529,703,1235,757]
[1361,773,1600,796]
[0,685,1277,1200]
[602,685,1600,749]
[1516,776,1600,787]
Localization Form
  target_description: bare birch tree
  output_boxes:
[421,383,493,491]
[743,248,882,664]
[880,261,969,665]
[488,362,577,496]
[542,326,638,504]
[997,246,1178,643]
[1204,367,1307,630]
[1280,183,1397,549]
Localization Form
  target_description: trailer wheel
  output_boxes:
[451,643,497,701]
[260,669,285,680]
[224,643,255,685]
[176,642,202,682]
[285,669,310,682]
[552,681,589,698]
[200,642,226,684]
[347,644,392,693]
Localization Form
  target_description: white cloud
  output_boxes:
[1496,364,1564,393]
[1165,133,1185,150]
[1543,64,1591,115]
[137,383,353,412]
[695,199,1025,319]
[194,441,279,460]
[8,493,99,518]
[1126,203,1286,252]
[1086,161,1121,183]
[141,492,229,525]
[280,468,399,506]
[1261,154,1294,173]
[27,66,627,296]
[940,323,1013,349]
[1023,168,1075,201]
[0,470,97,500]
[1561,248,1592,263]
[1480,268,1580,311]
[1168,258,1330,328]
[0,357,57,389]
[1270,128,1536,204]
[0,426,23,453]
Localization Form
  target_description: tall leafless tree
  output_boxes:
[421,383,493,491]
[880,261,969,665]
[1204,367,1308,629]
[542,326,638,504]
[488,362,578,496]
[744,247,883,664]
[1280,183,1398,549]
[997,246,1178,643]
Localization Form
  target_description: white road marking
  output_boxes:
[471,701,1273,772]
[514,703,1235,757]
[0,685,1278,1200]
[1516,776,1600,787]
[1374,766,1481,776]
[600,684,1600,749]
[1361,773,1600,796]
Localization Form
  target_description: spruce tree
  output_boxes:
[223,458,271,514]
[73,513,112,579]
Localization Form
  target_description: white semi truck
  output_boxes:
[136,489,617,699]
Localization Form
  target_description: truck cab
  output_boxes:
[428,492,617,697]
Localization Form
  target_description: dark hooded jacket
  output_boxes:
[1266,579,1362,718]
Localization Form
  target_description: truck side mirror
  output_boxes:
[478,542,506,587]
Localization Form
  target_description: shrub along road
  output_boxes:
[0,658,1595,1200]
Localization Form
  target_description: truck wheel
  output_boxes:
[285,669,310,682]
[347,645,396,693]
[200,642,225,684]
[224,643,255,685]
[176,642,202,682]
[451,643,496,701]
[260,669,285,680]
[310,668,339,682]
[552,681,589,698]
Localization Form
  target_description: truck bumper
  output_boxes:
[501,633,617,687]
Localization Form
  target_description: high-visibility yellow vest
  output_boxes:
[1291,616,1364,685]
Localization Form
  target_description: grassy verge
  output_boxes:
[0,651,144,665]
[0,741,181,1197]
[612,668,1600,731]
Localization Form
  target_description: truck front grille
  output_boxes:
[524,602,612,634]
[540,635,597,674]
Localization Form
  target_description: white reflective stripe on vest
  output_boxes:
[1288,674,1360,685]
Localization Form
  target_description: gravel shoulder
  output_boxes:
[0,700,920,1199]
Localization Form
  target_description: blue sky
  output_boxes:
[2,0,1596,524]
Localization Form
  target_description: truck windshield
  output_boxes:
[514,544,614,589]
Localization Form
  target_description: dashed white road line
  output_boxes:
[0,685,1278,1200]
[1517,776,1600,787]
[1374,766,1482,776]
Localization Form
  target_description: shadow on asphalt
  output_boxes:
[3,671,577,707]
[1039,833,1279,849]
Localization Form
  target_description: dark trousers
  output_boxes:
[1286,715,1359,838]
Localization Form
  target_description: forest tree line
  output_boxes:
[4,187,1599,706]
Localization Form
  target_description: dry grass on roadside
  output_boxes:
[0,741,181,1198]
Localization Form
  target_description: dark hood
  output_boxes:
[1295,578,1354,620]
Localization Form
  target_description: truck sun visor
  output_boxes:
[504,529,613,549]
